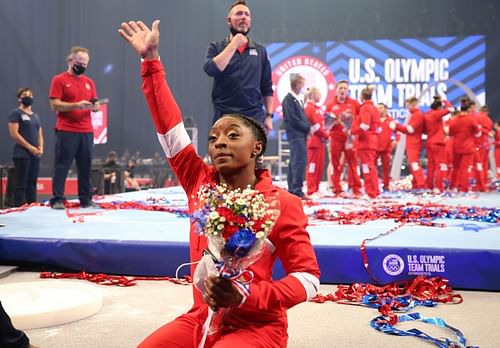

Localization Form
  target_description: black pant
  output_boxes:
[13,156,40,207]
[287,137,307,197]
[50,130,93,205]
[0,301,29,348]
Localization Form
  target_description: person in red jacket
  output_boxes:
[375,103,396,191]
[352,88,380,198]
[448,99,482,193]
[424,95,451,193]
[443,111,459,189]
[325,80,361,196]
[473,105,493,191]
[494,121,500,179]
[119,19,320,348]
[304,87,328,196]
[390,97,426,190]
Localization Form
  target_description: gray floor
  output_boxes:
[1,271,499,348]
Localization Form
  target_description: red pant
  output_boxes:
[451,153,474,192]
[444,140,454,184]
[306,146,325,195]
[473,147,488,191]
[406,146,425,189]
[376,151,391,190]
[329,140,344,194]
[426,143,447,191]
[139,306,286,348]
[496,148,500,178]
[345,148,361,194]
[358,149,379,198]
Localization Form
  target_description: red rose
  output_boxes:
[223,224,239,239]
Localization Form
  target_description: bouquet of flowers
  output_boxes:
[323,112,336,131]
[192,183,280,348]
[339,109,353,130]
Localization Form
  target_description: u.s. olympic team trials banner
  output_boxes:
[267,35,485,121]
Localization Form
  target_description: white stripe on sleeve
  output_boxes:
[157,122,192,158]
[360,123,370,131]
[310,123,321,133]
[290,272,320,300]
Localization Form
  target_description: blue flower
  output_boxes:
[225,228,257,258]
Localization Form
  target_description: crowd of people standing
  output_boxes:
[289,82,498,199]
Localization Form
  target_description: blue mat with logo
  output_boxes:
[1,187,499,290]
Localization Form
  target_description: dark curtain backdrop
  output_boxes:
[1,0,499,171]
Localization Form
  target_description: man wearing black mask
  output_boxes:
[203,0,274,132]
[48,46,100,209]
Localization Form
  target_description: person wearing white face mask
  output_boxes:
[7,87,44,207]
[282,74,311,198]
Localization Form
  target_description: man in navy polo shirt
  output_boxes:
[203,0,274,131]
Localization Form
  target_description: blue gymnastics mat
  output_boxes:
[1,188,499,290]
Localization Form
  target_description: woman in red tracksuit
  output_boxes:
[376,103,396,192]
[448,101,482,193]
[424,97,451,192]
[119,20,320,348]
[304,88,328,196]
[473,106,493,191]
[444,112,459,188]
[352,88,380,198]
[392,97,426,190]
[494,121,500,179]
[326,81,361,196]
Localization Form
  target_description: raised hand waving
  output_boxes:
[118,20,160,60]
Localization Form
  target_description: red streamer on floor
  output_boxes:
[311,275,463,305]
[359,222,407,283]
[40,271,192,287]
[0,202,42,214]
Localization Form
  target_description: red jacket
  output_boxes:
[305,100,328,148]
[352,100,380,150]
[495,130,500,148]
[475,112,493,149]
[425,108,449,145]
[326,96,360,143]
[449,113,481,154]
[395,108,425,149]
[141,59,320,329]
[377,115,395,152]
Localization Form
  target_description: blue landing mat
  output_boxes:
[1,189,499,290]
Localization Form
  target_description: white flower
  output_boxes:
[255,231,265,239]
[209,211,219,219]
